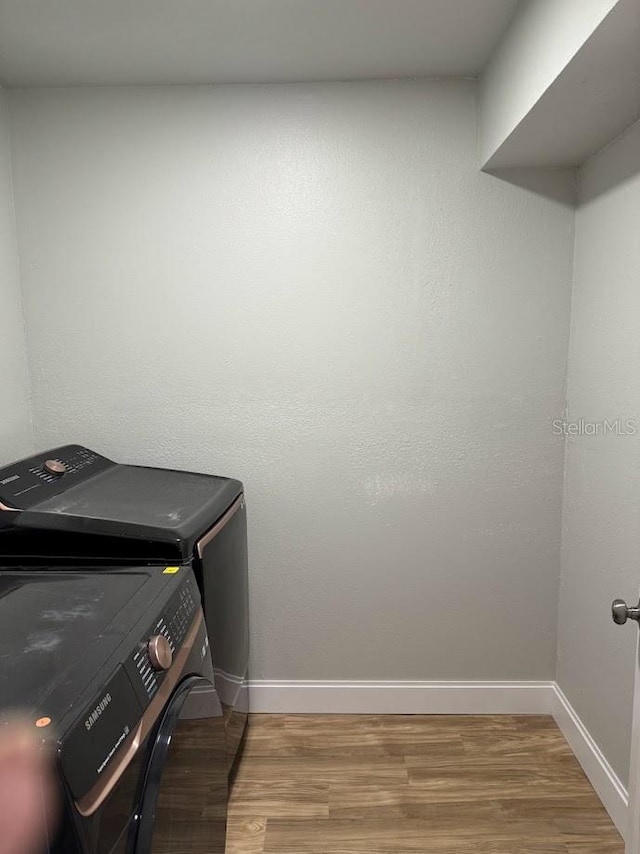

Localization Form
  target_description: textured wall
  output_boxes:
[0,89,32,465]
[9,80,574,680]
[556,119,640,786]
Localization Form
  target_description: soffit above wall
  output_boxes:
[481,0,640,169]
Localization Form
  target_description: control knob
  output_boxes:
[44,459,67,476]
[147,635,173,671]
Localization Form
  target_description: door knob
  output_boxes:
[612,598,640,625]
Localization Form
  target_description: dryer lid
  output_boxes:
[0,446,242,548]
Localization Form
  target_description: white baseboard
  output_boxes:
[247,678,629,838]
[248,679,554,714]
[551,683,628,837]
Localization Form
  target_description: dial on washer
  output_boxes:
[44,459,67,476]
[148,635,173,671]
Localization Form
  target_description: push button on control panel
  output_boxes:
[168,586,197,646]
[132,647,159,700]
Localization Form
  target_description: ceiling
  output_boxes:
[0,0,518,87]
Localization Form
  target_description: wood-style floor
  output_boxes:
[226,715,624,853]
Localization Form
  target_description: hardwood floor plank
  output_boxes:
[460,728,574,759]
[565,844,626,853]
[226,816,267,854]
[328,788,505,821]
[229,780,329,818]
[233,754,409,786]
[499,794,619,835]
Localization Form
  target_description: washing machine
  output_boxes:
[0,563,227,854]
[0,445,249,770]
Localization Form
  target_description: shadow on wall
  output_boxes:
[486,168,577,206]
[578,119,640,204]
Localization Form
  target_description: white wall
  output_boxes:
[9,80,575,681]
[556,119,640,786]
[0,89,32,465]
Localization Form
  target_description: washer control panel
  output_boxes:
[0,445,113,509]
[58,568,203,803]
[125,572,199,704]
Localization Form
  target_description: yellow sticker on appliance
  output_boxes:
[163,566,180,574]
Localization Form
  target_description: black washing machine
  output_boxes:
[0,445,249,771]
[0,564,227,854]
